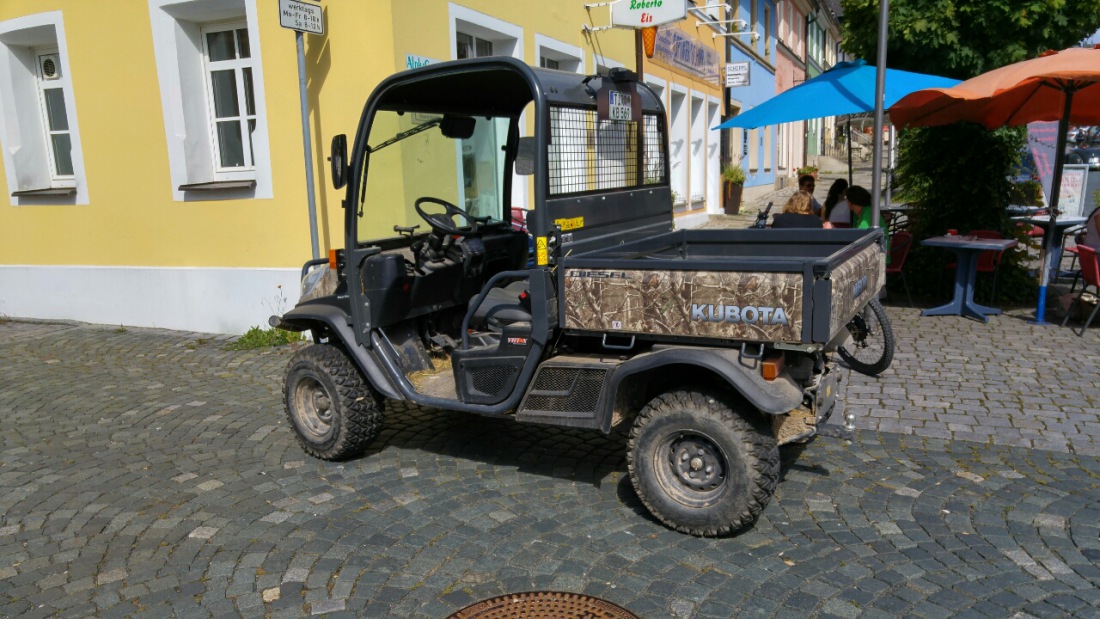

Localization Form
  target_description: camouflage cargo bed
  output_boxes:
[560,228,886,345]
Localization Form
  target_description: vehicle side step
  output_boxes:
[516,355,621,430]
[412,372,459,400]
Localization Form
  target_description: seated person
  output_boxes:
[846,185,874,229]
[798,174,823,215]
[847,185,891,262]
[771,191,823,229]
[822,179,850,227]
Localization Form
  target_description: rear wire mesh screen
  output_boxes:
[548,107,665,195]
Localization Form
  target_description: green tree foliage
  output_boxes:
[840,0,1100,78]
[840,0,1100,303]
[894,124,1041,303]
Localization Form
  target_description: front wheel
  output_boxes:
[838,298,895,377]
[627,389,779,537]
[284,344,384,460]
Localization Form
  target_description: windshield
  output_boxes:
[357,111,511,243]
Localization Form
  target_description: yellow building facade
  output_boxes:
[640,4,729,226]
[0,0,634,333]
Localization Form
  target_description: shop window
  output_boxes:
[449,5,522,211]
[536,34,583,73]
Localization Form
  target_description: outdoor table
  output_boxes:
[1011,216,1087,281]
[920,235,1019,323]
[1006,204,1045,216]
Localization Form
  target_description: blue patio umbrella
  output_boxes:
[713,59,961,130]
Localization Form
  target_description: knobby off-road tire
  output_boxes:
[627,389,780,537]
[838,298,895,377]
[284,344,384,461]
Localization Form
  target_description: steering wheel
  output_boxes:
[414,197,479,236]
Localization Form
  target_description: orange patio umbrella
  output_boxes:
[890,44,1100,324]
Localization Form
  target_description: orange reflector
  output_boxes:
[762,354,784,381]
[642,26,658,59]
[328,249,338,270]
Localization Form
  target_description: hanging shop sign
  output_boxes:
[650,28,720,86]
[725,62,750,87]
[610,0,687,28]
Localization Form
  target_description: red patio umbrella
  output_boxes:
[890,45,1100,324]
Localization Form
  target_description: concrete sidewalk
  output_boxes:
[1,309,1099,617]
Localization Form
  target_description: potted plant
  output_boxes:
[721,162,746,215]
[796,165,819,179]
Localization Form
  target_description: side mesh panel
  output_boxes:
[470,366,517,397]
[522,368,607,414]
[548,107,665,196]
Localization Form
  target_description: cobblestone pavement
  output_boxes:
[2,319,1099,618]
[840,305,1100,457]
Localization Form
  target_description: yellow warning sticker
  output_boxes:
[554,216,584,231]
[536,236,549,265]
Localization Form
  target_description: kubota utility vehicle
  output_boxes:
[273,58,886,536]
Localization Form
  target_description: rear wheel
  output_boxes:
[838,298,895,376]
[284,344,383,460]
[627,389,779,537]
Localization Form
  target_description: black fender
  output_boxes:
[275,302,402,400]
[600,347,803,432]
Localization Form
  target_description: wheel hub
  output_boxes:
[293,376,334,440]
[670,436,724,492]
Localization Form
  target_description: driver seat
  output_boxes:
[471,280,532,330]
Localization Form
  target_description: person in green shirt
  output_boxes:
[846,185,890,263]
[846,185,873,228]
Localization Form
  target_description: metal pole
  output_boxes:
[870,0,889,228]
[1033,89,1075,325]
[885,124,895,208]
[846,117,853,186]
[297,30,320,260]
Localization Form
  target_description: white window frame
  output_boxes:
[148,0,272,201]
[34,48,74,184]
[534,34,584,74]
[594,54,625,75]
[643,74,666,102]
[668,84,688,206]
[448,4,525,208]
[0,11,88,205]
[689,92,706,206]
[706,96,721,214]
[200,22,256,177]
[449,4,523,61]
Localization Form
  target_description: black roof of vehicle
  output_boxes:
[367,56,665,117]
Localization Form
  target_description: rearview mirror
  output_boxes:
[515,137,536,176]
[330,134,348,189]
[440,115,476,140]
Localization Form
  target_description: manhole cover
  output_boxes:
[448,591,639,619]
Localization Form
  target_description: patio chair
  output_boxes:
[1060,244,1100,336]
[970,229,1007,303]
[1059,230,1086,292]
[886,231,914,307]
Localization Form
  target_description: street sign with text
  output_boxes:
[726,62,749,87]
[279,0,323,35]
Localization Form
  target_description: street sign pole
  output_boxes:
[279,0,324,260]
[296,30,319,260]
